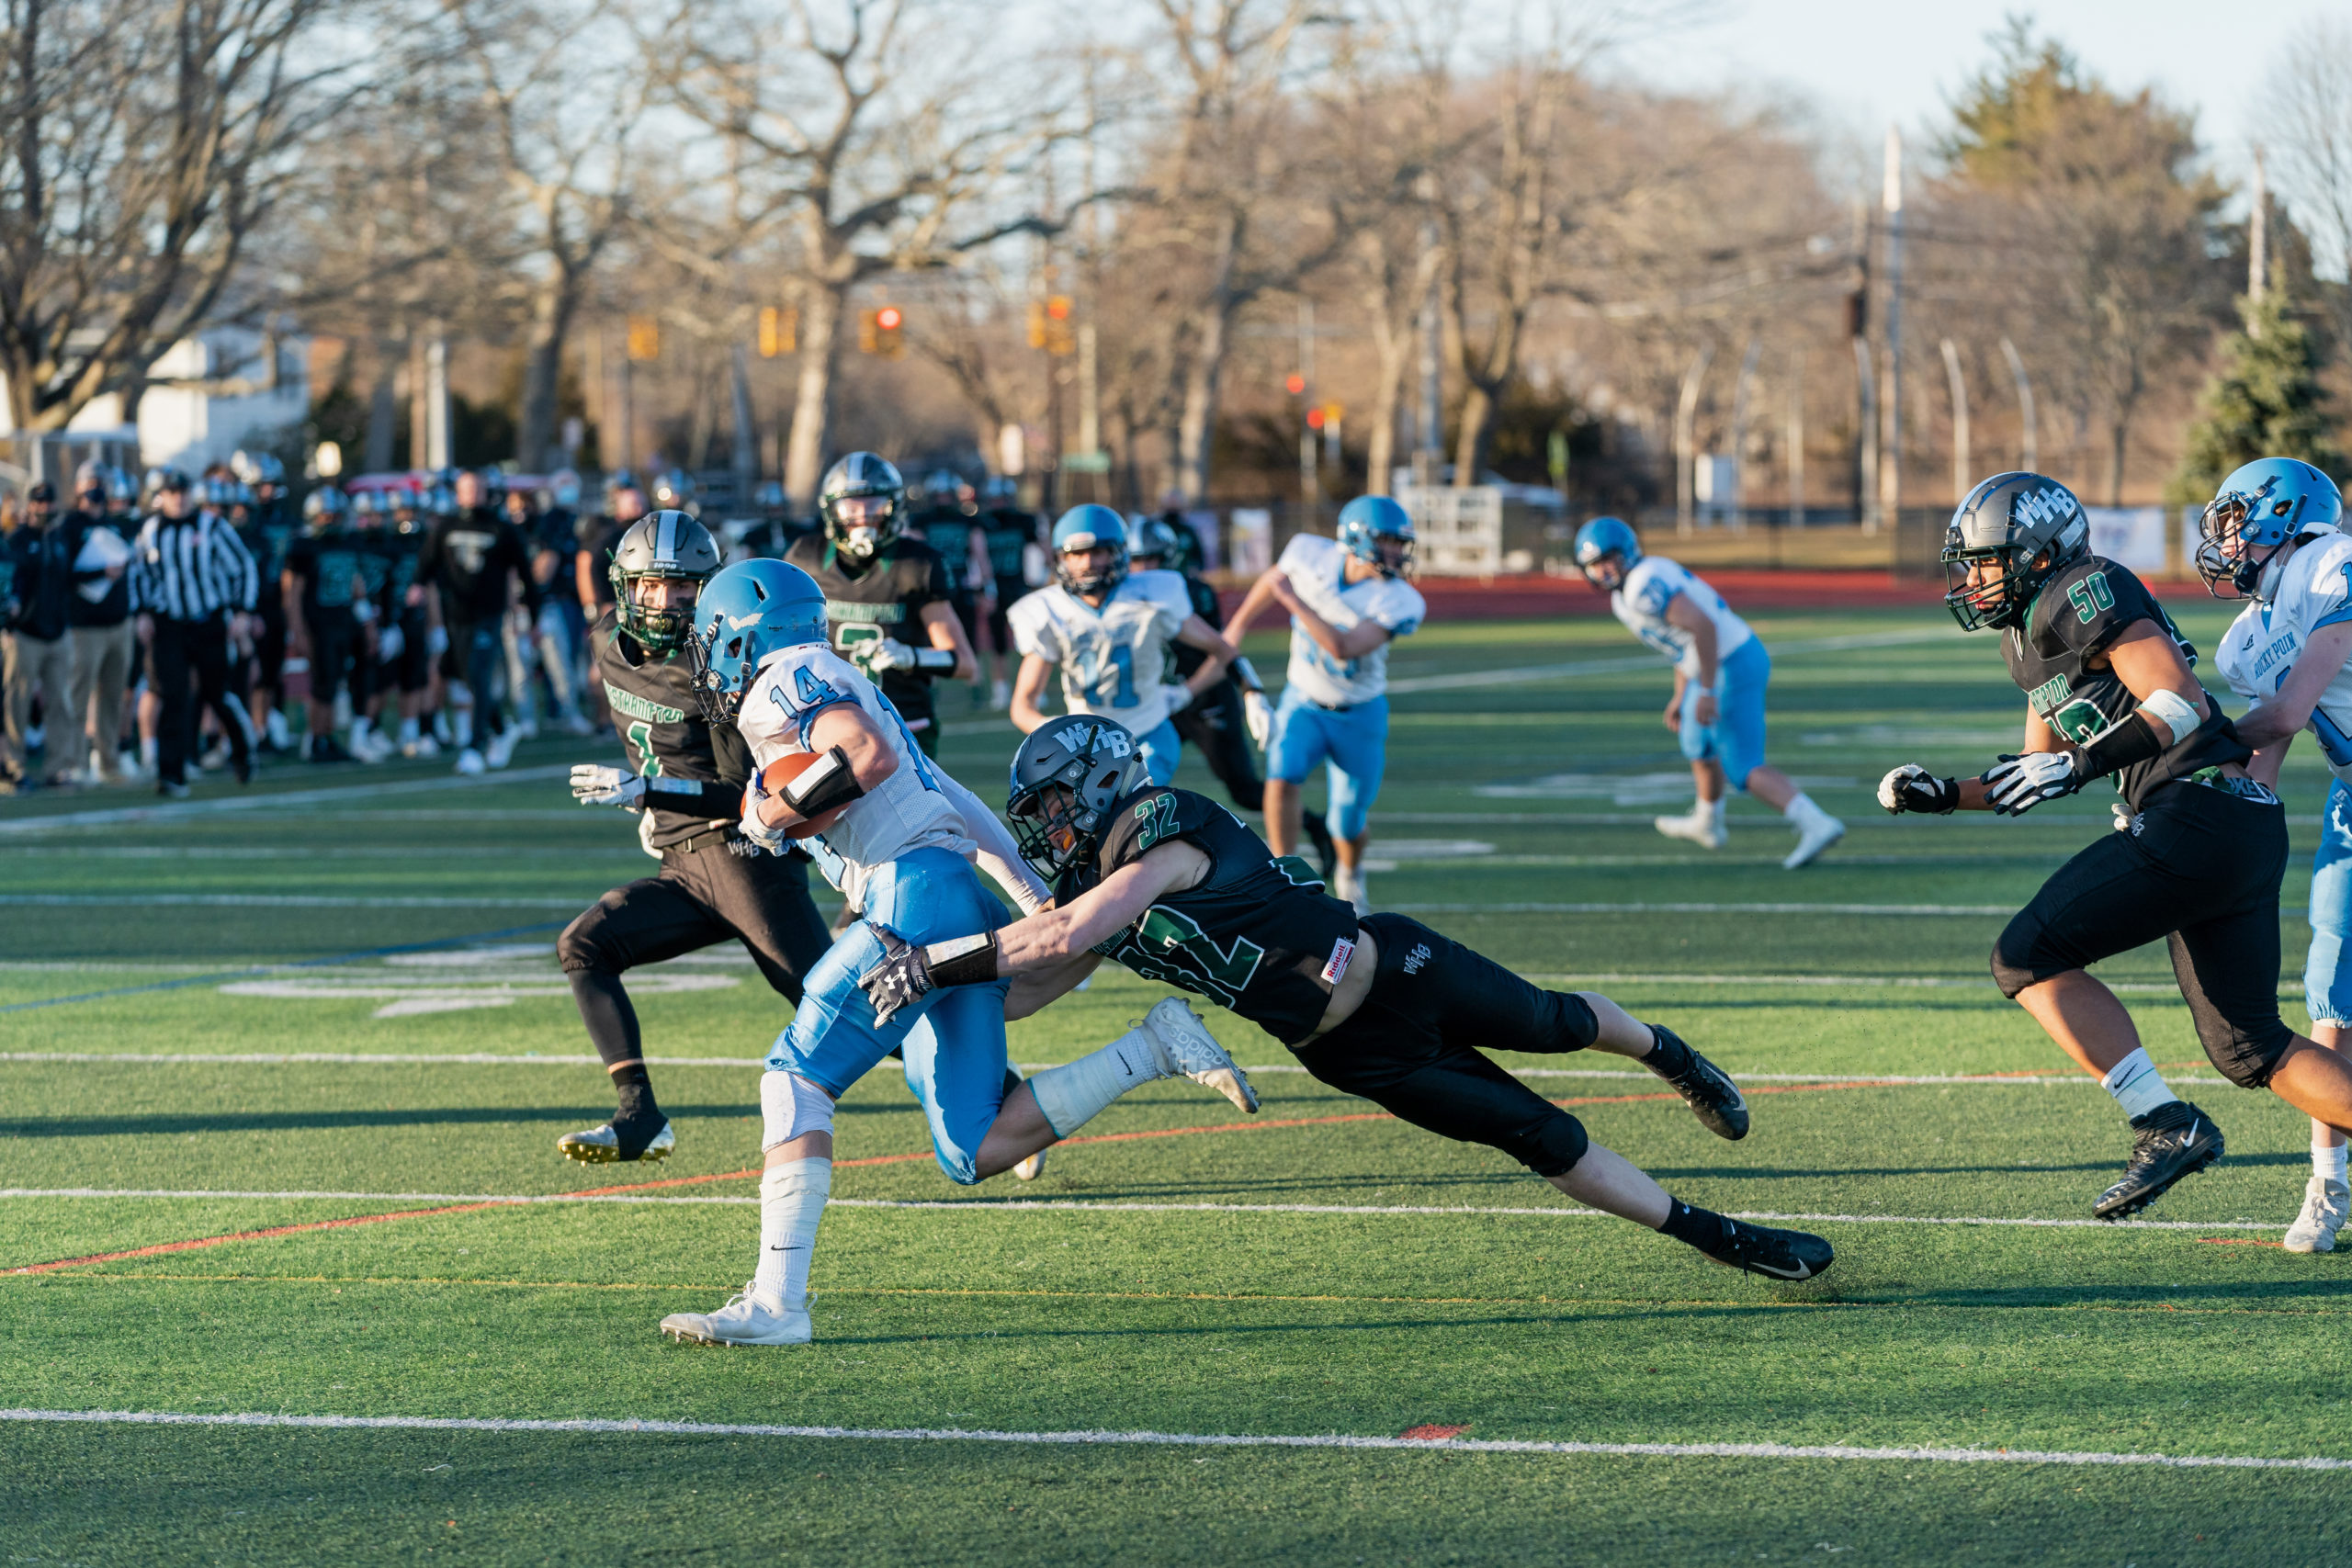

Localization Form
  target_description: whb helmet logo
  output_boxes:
[2017,488,2075,527]
[1086,722,1133,757]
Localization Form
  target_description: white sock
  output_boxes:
[399,716,420,744]
[2101,1048,2178,1121]
[139,736,157,769]
[1028,1028,1168,1137]
[751,1157,830,1314]
[2315,1128,2347,1184]
[1782,792,1823,825]
[1702,796,1725,829]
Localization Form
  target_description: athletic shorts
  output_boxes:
[1293,914,1599,1177]
[254,598,288,691]
[394,611,432,694]
[308,610,357,705]
[1266,687,1387,840]
[1990,778,2295,1089]
[2306,778,2352,1025]
[1678,636,1770,792]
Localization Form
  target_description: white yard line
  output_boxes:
[0,894,597,908]
[0,764,575,834]
[0,1407,2336,1470]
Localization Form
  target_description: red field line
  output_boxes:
[6,1077,1932,1273]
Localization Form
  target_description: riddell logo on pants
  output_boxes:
[1403,943,1430,975]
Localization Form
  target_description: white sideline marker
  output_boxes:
[0,1407,2341,1472]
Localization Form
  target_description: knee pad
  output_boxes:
[1989,916,2048,1000]
[2199,1017,2296,1090]
[555,905,613,974]
[761,1070,837,1151]
[1500,1108,1589,1179]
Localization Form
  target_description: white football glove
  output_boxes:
[570,763,647,808]
[1877,763,1958,816]
[1244,689,1273,749]
[1162,682,1194,716]
[1983,750,2083,816]
[852,637,919,674]
[375,624,404,662]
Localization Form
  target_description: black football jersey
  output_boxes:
[589,607,751,849]
[1069,785,1360,1045]
[1167,570,1222,680]
[239,502,299,607]
[367,527,422,620]
[2004,555,2247,810]
[913,507,980,595]
[284,526,366,617]
[979,508,1036,584]
[785,531,953,726]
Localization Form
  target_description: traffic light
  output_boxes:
[875,304,903,358]
[626,315,660,362]
[758,306,797,357]
[1027,297,1075,356]
[1284,373,1306,396]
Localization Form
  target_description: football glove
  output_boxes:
[1984,750,2083,816]
[1877,763,1958,816]
[858,926,934,1027]
[1162,682,1194,716]
[571,763,646,808]
[1244,689,1273,749]
[851,637,919,674]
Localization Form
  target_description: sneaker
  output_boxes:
[265,709,293,750]
[1138,997,1260,1113]
[1687,1214,1836,1281]
[1782,808,1846,870]
[2094,1100,2224,1220]
[484,728,520,770]
[1012,1147,1048,1181]
[402,735,442,760]
[558,1118,674,1164]
[661,1285,812,1348]
[1643,1025,1748,1140]
[2284,1175,2349,1254]
[352,728,395,763]
[1331,867,1373,918]
[1656,807,1727,850]
[199,741,231,771]
[155,779,190,799]
[454,747,486,775]
[989,679,1011,711]
[560,709,596,738]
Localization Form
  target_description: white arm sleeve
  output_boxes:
[937,766,1053,914]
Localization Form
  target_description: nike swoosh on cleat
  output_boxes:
[1750,1258,1811,1280]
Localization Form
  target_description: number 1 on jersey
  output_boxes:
[626,720,662,777]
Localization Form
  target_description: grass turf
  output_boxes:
[5,604,2349,1565]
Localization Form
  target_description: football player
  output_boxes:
[1881,471,2352,1220]
[556,513,832,1165]
[854,715,1834,1283]
[1573,516,1845,869]
[910,469,990,705]
[1126,514,1335,876]
[976,478,1040,710]
[1007,504,1238,787]
[2205,458,2352,1251]
[1222,495,1425,916]
[655,561,1259,1348]
[785,453,976,759]
[282,487,367,763]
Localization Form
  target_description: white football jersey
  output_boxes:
[1611,556,1754,677]
[1008,570,1196,734]
[1276,534,1426,707]
[2216,532,2352,776]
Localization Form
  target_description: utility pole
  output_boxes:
[1297,298,1318,520]
[1728,335,1760,535]
[1413,174,1442,487]
[424,327,451,471]
[2000,337,2037,472]
[1785,352,1804,528]
[2249,145,2269,332]
[1848,196,1875,532]
[1880,125,1904,526]
[1940,338,1970,503]
[1674,341,1713,537]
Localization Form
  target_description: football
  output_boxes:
[750,750,851,839]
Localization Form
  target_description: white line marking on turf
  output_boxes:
[0,894,597,908]
[1393,902,2019,916]
[0,1408,2338,1471]
[0,764,575,834]
[1377,628,1952,697]
[0,1189,2280,1231]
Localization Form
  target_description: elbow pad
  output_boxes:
[914,646,957,672]
[2076,711,2166,780]
[783,745,868,818]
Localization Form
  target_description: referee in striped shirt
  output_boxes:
[131,468,256,796]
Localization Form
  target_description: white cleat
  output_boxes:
[1012,1147,1048,1181]
[1782,811,1846,870]
[1655,808,1727,850]
[2284,1175,2348,1254]
[558,1119,674,1164]
[662,1285,812,1348]
[485,728,520,770]
[402,735,441,760]
[1330,869,1373,918]
[1139,997,1260,1113]
[454,746,486,775]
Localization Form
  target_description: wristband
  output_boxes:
[922,931,1001,987]
[782,745,867,819]
[914,646,956,672]
[646,777,706,797]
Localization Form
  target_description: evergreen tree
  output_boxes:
[2171,289,2345,502]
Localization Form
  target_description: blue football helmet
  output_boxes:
[2195,457,2345,601]
[684,558,829,725]
[1125,513,1182,568]
[1572,516,1641,592]
[1337,495,1414,578]
[1052,504,1129,598]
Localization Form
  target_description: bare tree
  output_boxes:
[0,0,361,435]
[2259,17,2352,356]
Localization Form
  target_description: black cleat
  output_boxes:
[1684,1213,1834,1280]
[1643,1025,1749,1140]
[2095,1100,2223,1220]
[559,1114,674,1164]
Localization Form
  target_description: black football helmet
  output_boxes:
[1941,472,2091,632]
[819,452,906,563]
[610,510,723,654]
[1006,716,1150,883]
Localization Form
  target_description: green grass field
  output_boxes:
[6,604,2349,1566]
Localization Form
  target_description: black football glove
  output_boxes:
[856,925,935,1027]
[1982,750,2084,816]
[1877,763,1959,816]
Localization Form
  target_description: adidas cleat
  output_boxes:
[2094,1100,2223,1220]
[1688,1214,1835,1280]
[558,1117,674,1164]
[1644,1025,1748,1141]
[2284,1175,2348,1254]
[662,1286,811,1348]
[1139,998,1260,1113]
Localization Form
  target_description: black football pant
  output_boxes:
[1175,679,1265,810]
[439,615,505,742]
[1990,780,2296,1089]
[1293,914,1600,1177]
[559,840,831,1071]
[149,616,252,787]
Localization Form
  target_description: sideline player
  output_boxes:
[1223,495,1424,916]
[283,487,368,763]
[2204,457,2352,1251]
[1880,471,2352,1219]
[1572,516,1844,869]
[976,478,1039,710]
[556,512,832,1164]
[786,453,976,760]
[911,469,990,705]
[855,715,1833,1283]
[1008,504,1238,788]
[1128,515,1335,874]
[655,560,1259,1347]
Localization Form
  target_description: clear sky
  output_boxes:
[1611,0,2331,198]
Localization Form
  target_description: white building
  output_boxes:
[0,326,309,480]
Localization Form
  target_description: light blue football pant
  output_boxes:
[1678,637,1772,793]
[1266,687,1388,841]
[2306,778,2352,1026]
